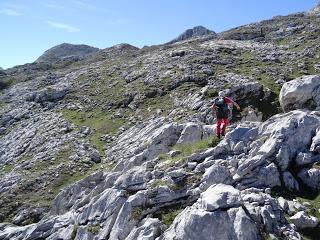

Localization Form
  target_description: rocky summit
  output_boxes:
[36,43,100,64]
[0,3,320,240]
[167,26,216,44]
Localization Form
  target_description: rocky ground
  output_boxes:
[0,3,320,240]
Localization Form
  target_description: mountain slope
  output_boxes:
[0,4,320,240]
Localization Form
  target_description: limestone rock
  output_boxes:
[298,168,320,190]
[290,211,319,229]
[176,122,203,144]
[199,184,241,211]
[279,75,320,111]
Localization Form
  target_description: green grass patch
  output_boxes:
[297,194,320,219]
[0,164,13,176]
[86,224,100,234]
[151,179,168,188]
[0,101,8,110]
[17,154,32,163]
[275,38,291,46]
[138,94,174,118]
[71,225,78,240]
[296,193,320,240]
[154,205,184,226]
[161,209,183,226]
[30,145,72,173]
[257,75,281,95]
[160,137,220,168]
[61,109,125,156]
[204,88,219,98]
[240,51,253,61]
[186,174,202,186]
[174,136,220,153]
[130,207,143,220]
[0,78,14,91]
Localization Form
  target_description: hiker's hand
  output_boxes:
[237,106,240,110]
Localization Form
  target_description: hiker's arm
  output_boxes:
[211,105,216,115]
[231,100,240,110]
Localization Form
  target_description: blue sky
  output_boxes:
[0,0,318,69]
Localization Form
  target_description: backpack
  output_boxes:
[214,97,229,119]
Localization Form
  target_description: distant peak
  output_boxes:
[36,43,99,63]
[168,26,216,44]
[309,1,320,14]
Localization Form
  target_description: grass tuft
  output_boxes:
[130,207,143,220]
[159,137,220,168]
[86,224,100,234]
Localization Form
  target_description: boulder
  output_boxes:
[279,75,320,111]
[290,211,319,229]
[298,168,320,190]
[125,218,162,240]
[159,206,259,240]
[235,110,320,181]
[295,152,315,166]
[199,184,241,211]
[283,171,299,191]
[176,122,203,144]
[310,128,320,153]
[199,161,232,190]
[26,86,69,103]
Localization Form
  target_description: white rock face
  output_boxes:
[160,205,259,240]
[234,110,320,190]
[176,122,203,144]
[125,218,162,240]
[298,168,320,190]
[310,128,320,153]
[200,161,232,190]
[290,211,319,229]
[279,75,320,111]
[199,184,241,211]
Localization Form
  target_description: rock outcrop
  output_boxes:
[309,2,320,15]
[279,75,320,111]
[2,107,319,239]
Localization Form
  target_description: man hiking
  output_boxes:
[211,90,240,139]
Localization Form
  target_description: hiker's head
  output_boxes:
[218,91,225,97]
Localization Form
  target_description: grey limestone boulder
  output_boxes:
[176,122,203,144]
[125,218,162,240]
[310,128,320,153]
[290,211,319,229]
[199,184,242,211]
[279,75,320,111]
[199,161,232,190]
[298,168,320,190]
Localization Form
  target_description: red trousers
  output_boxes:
[216,118,229,136]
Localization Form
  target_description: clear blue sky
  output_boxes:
[0,0,318,69]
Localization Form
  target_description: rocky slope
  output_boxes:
[0,3,320,240]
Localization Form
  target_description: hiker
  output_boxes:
[211,90,240,138]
